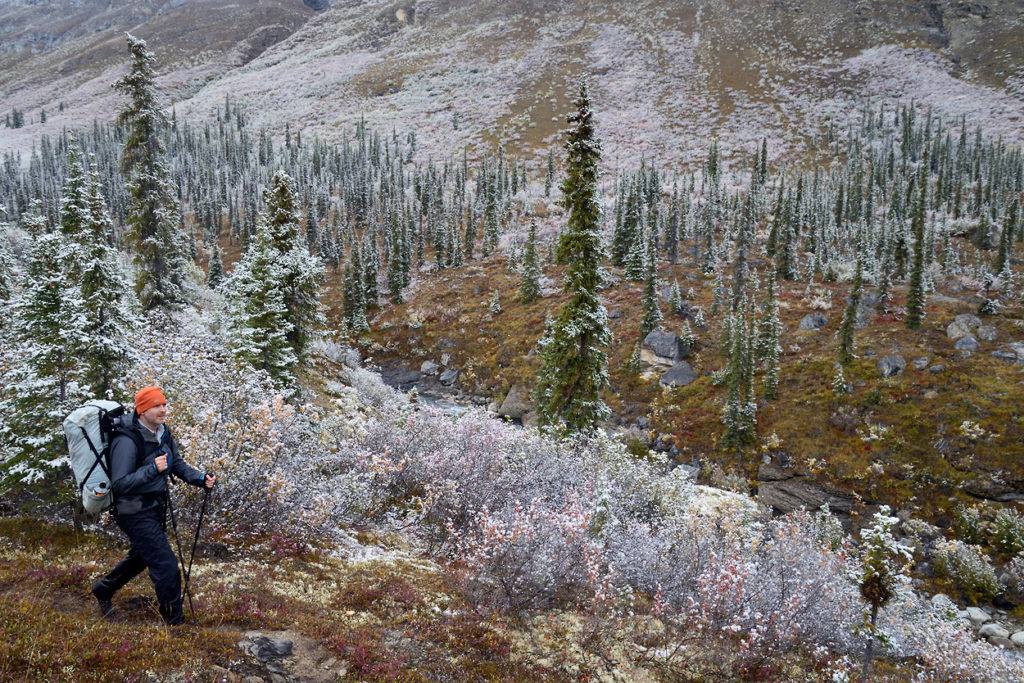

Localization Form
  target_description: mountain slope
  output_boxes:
[2,0,1023,165]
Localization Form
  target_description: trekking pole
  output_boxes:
[164,481,194,616]
[183,485,212,617]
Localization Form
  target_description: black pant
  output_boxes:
[94,502,181,607]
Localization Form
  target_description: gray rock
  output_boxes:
[608,308,622,319]
[877,355,906,377]
[954,334,979,351]
[440,353,451,366]
[521,410,538,428]
[977,325,998,342]
[1011,631,1024,647]
[659,361,696,388]
[797,312,828,331]
[946,320,971,339]
[439,368,459,385]
[757,477,855,515]
[990,636,1014,649]
[757,461,791,482]
[643,330,684,363]
[498,384,533,421]
[420,360,440,376]
[979,623,1010,640]
[303,0,330,10]
[927,364,946,373]
[392,368,421,389]
[955,313,982,329]
[245,636,293,660]
[912,356,930,370]
[1008,341,1024,361]
[966,606,991,627]
[991,349,1018,363]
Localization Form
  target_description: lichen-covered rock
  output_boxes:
[947,320,972,339]
[977,325,998,342]
[797,312,828,331]
[659,361,696,388]
[877,355,906,377]
[955,334,979,351]
[642,330,685,364]
[498,384,533,420]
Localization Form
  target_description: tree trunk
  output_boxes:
[861,605,878,682]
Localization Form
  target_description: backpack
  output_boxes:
[63,400,128,514]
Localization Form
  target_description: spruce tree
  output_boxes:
[639,247,662,338]
[261,172,325,363]
[535,79,611,432]
[1,218,89,485]
[906,165,927,329]
[518,219,542,304]
[225,223,296,387]
[838,256,863,365]
[114,33,190,310]
[758,276,781,399]
[79,162,142,397]
[207,244,224,288]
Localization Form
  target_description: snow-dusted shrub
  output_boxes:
[130,312,326,536]
[1007,553,1024,595]
[880,586,1024,681]
[933,539,1002,603]
[990,506,1024,556]
[952,503,986,545]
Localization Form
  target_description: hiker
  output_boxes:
[91,386,216,625]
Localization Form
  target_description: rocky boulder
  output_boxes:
[877,355,906,377]
[797,312,828,331]
[756,471,855,516]
[498,384,533,421]
[642,330,686,366]
[420,360,440,376]
[954,334,979,352]
[303,0,330,10]
[947,320,972,339]
[955,313,982,329]
[659,361,696,388]
[977,325,998,342]
[439,368,459,386]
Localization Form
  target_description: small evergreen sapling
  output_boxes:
[518,219,542,305]
[858,506,912,681]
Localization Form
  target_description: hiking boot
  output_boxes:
[159,598,185,626]
[91,580,114,617]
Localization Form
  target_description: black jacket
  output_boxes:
[109,413,205,515]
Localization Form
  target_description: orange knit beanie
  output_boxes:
[134,386,167,415]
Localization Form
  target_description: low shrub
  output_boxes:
[932,539,1002,603]
[989,506,1024,556]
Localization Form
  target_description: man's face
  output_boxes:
[141,402,168,428]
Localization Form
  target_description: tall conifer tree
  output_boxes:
[114,33,190,310]
[535,79,610,432]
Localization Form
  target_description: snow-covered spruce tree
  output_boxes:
[544,148,554,198]
[858,506,912,681]
[1,210,89,486]
[905,164,927,330]
[758,275,781,399]
[668,278,682,316]
[535,78,611,432]
[720,303,756,464]
[838,255,864,367]
[79,161,142,398]
[114,33,190,311]
[225,222,297,387]
[0,227,13,311]
[343,244,369,334]
[518,218,541,304]
[995,198,1018,278]
[259,171,325,365]
[207,244,224,288]
[639,243,662,338]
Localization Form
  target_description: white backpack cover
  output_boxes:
[63,400,125,513]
